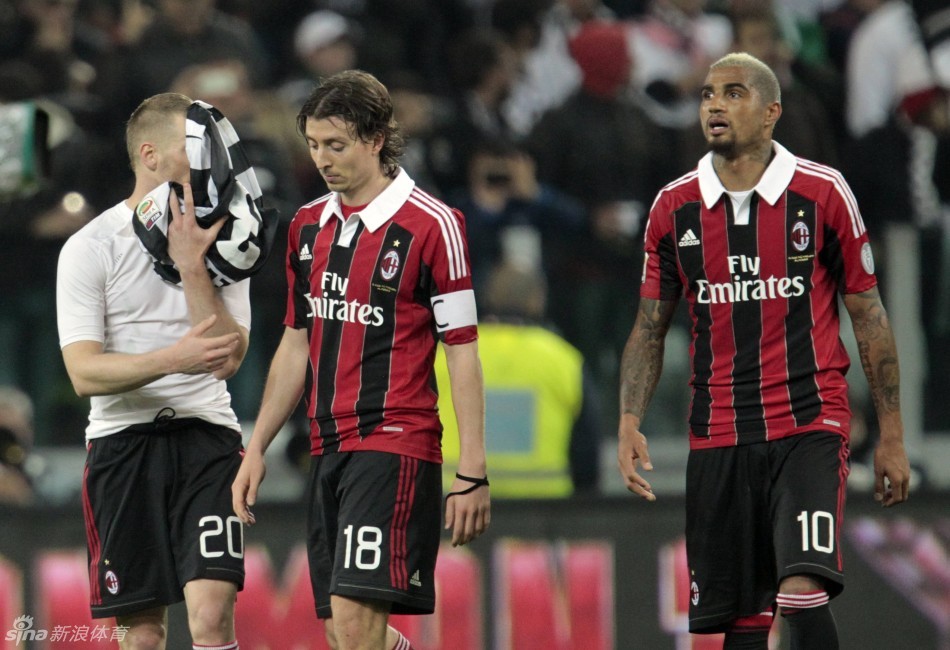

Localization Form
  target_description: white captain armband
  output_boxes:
[430,289,477,333]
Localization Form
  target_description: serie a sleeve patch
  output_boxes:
[430,289,477,333]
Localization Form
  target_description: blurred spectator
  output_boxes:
[0,0,116,134]
[526,20,672,400]
[845,0,935,139]
[503,0,617,138]
[313,0,474,93]
[0,386,36,506]
[0,85,107,442]
[630,0,733,131]
[427,28,520,195]
[386,69,445,192]
[435,262,605,497]
[447,138,585,294]
[277,9,362,110]
[729,6,840,165]
[115,0,269,120]
[912,0,950,90]
[846,77,950,437]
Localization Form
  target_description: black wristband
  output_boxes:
[445,472,490,502]
[455,472,490,487]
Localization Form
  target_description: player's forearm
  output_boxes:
[619,298,674,420]
[179,266,248,376]
[63,344,178,397]
[246,329,309,456]
[845,288,904,443]
[445,342,487,476]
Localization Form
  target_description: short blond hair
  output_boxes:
[710,52,781,105]
[125,92,192,171]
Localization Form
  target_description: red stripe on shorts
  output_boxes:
[389,456,418,590]
[82,461,102,604]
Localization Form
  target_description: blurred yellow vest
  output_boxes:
[435,322,583,497]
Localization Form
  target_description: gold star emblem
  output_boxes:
[797,210,804,217]
[104,559,110,566]
[393,240,401,247]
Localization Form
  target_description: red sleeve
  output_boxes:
[423,207,478,345]
[640,191,682,301]
[283,211,306,328]
[824,174,878,295]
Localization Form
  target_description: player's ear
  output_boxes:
[372,131,385,155]
[139,141,159,172]
[764,101,782,129]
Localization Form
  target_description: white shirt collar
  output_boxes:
[318,168,416,232]
[697,141,797,210]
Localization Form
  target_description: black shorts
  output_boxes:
[82,418,245,618]
[306,451,442,619]
[684,431,849,633]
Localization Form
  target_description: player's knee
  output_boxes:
[117,609,167,650]
[186,599,233,643]
[119,624,166,650]
[778,574,824,596]
[323,619,340,650]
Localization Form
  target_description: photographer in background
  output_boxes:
[448,137,584,296]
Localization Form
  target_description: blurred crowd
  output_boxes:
[0,0,947,487]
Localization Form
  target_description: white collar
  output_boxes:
[318,168,416,232]
[697,141,797,210]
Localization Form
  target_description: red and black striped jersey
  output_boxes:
[641,142,877,449]
[285,170,478,462]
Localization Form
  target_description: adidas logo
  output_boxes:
[678,229,700,247]
[410,570,422,587]
[299,243,312,261]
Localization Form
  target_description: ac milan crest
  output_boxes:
[104,570,120,595]
[380,250,400,281]
[791,221,810,252]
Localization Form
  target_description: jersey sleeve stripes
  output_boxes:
[407,187,469,281]
[794,158,866,239]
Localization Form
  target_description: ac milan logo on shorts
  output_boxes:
[380,250,400,281]
[690,581,700,605]
[791,221,810,252]
[104,570,120,596]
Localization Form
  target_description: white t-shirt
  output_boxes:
[56,201,251,439]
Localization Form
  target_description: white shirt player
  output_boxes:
[57,201,251,439]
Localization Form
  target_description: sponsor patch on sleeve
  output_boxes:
[861,242,874,275]
[430,289,477,333]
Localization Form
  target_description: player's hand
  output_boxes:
[618,415,655,501]
[232,449,266,525]
[167,183,226,274]
[444,477,490,547]
[872,437,910,507]
[169,314,240,374]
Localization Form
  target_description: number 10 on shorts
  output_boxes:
[796,510,834,553]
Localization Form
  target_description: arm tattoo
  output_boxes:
[847,288,901,414]
[620,298,677,419]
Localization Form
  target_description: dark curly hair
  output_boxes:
[296,70,405,178]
